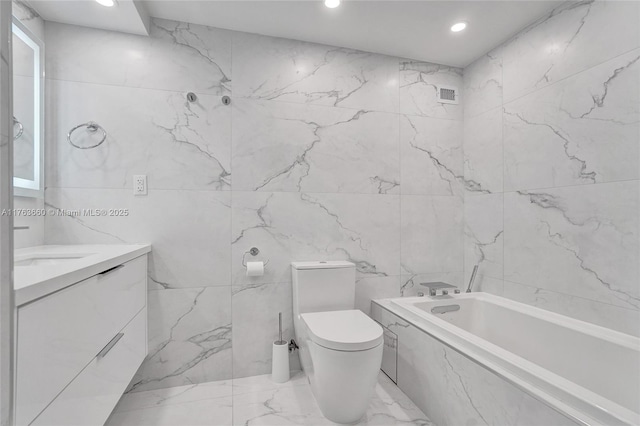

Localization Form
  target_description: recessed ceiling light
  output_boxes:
[450,22,467,32]
[325,0,340,9]
[95,0,116,7]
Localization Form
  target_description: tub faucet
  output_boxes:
[420,282,457,297]
[466,265,479,293]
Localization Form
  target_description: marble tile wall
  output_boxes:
[43,19,463,390]
[462,0,640,337]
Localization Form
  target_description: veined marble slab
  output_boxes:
[232,32,399,113]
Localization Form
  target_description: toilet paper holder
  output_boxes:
[242,247,270,268]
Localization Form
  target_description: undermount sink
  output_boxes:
[15,254,94,267]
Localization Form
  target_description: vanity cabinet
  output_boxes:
[15,255,148,425]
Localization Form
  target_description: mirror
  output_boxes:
[12,17,43,197]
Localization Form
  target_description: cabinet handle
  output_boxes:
[98,264,124,276]
[97,333,124,359]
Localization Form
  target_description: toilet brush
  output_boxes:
[271,312,290,383]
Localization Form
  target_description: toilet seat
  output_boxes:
[301,310,383,351]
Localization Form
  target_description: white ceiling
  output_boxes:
[26,0,565,68]
[27,0,151,35]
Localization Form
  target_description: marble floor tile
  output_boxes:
[108,372,431,426]
[108,379,233,425]
[107,397,233,426]
[232,371,309,396]
[115,380,232,413]
[232,372,432,426]
[231,381,323,425]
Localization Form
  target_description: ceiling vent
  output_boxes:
[438,85,459,105]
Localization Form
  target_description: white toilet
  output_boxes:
[291,261,383,424]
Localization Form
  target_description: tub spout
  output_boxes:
[420,282,456,297]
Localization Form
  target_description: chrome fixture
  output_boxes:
[13,116,23,140]
[420,281,457,297]
[241,246,270,267]
[187,92,198,102]
[221,95,231,106]
[67,121,108,149]
[276,312,286,345]
[466,265,479,293]
[431,304,460,315]
[13,226,29,230]
[288,338,299,353]
[96,333,124,358]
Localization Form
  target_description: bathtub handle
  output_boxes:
[420,281,457,297]
[431,305,460,315]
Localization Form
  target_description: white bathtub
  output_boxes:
[390,292,640,426]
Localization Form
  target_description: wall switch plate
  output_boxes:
[133,175,147,196]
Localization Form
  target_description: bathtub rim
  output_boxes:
[377,293,640,426]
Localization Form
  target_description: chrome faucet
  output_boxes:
[466,265,479,293]
[420,281,458,297]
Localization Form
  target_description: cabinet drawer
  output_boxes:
[32,307,147,426]
[16,256,147,425]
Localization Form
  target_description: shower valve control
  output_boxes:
[133,175,147,196]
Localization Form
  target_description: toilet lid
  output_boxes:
[301,310,383,351]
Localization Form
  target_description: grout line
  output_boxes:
[45,76,229,98]
[44,80,465,123]
[229,31,235,424]
[500,49,506,297]
[46,186,480,197]
[398,61,403,297]
[456,178,640,199]
[501,46,640,107]
[501,278,640,313]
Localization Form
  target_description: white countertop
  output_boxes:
[14,244,151,307]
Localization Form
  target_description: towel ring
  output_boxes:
[13,116,23,141]
[67,121,107,149]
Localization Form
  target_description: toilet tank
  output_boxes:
[291,261,356,316]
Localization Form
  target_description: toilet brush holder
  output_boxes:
[272,312,290,383]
